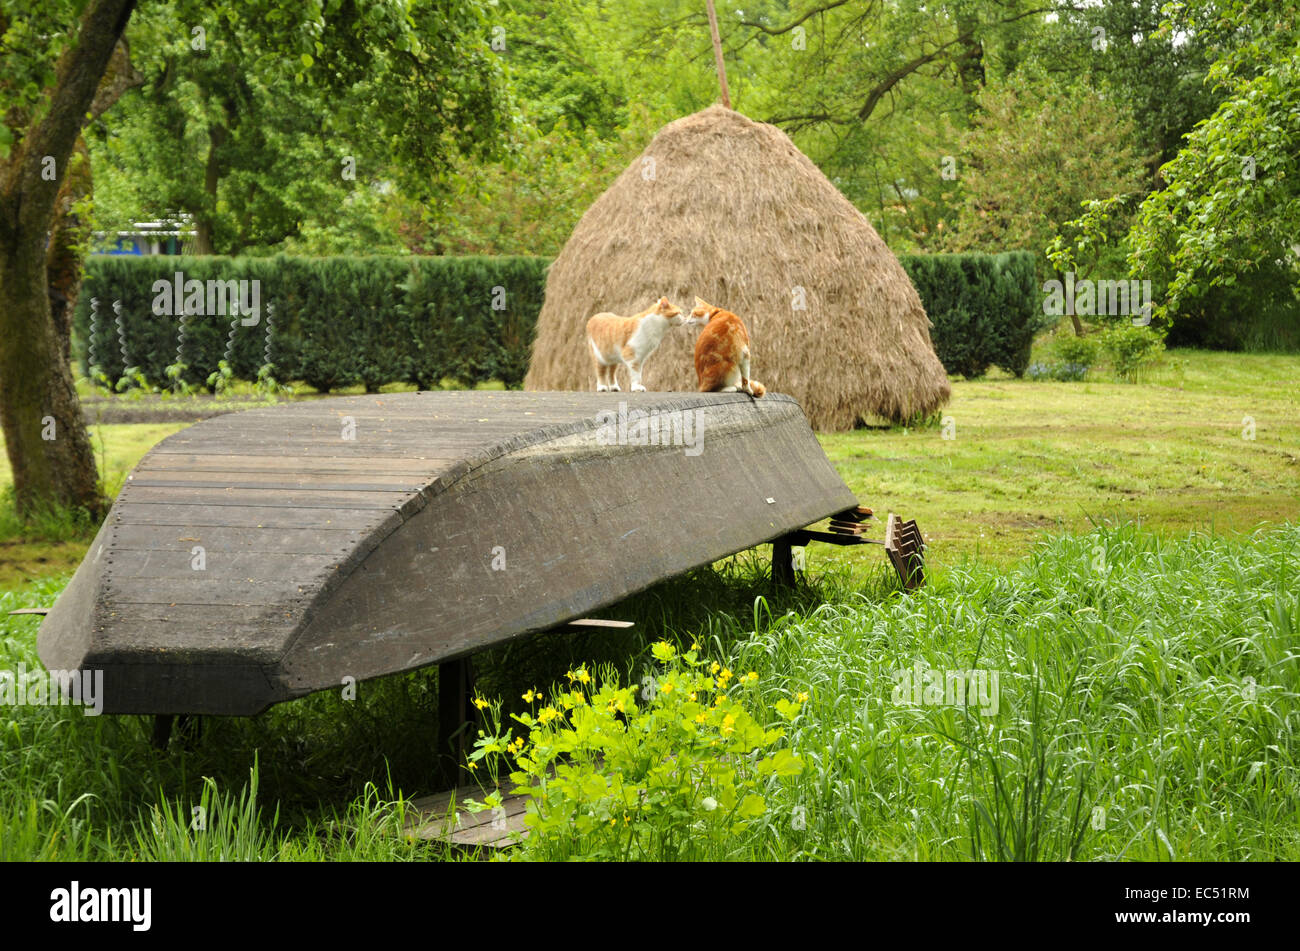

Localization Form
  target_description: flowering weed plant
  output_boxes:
[466,641,804,860]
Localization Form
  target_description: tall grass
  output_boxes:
[2,523,1297,860]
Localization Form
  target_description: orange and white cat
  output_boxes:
[687,297,766,397]
[586,296,684,392]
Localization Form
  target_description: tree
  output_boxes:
[90,1,508,255]
[2,0,510,517]
[943,70,1148,283]
[1,0,136,517]
[1127,0,1300,336]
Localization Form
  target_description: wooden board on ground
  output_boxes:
[405,786,531,850]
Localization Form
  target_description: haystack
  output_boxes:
[523,105,951,429]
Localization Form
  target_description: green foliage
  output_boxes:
[74,254,549,391]
[1053,335,1100,368]
[1045,194,1141,286]
[468,644,802,861]
[134,763,276,861]
[80,250,1040,388]
[900,250,1042,378]
[1099,324,1164,381]
[1126,3,1300,346]
[86,0,510,255]
[943,71,1148,280]
[1024,0,1221,173]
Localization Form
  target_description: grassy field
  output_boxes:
[824,350,1300,565]
[0,348,1297,860]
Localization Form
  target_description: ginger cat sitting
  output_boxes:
[687,297,766,397]
[586,296,684,392]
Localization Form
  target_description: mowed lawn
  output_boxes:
[821,350,1300,567]
[1,349,1297,588]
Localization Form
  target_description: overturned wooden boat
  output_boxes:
[39,391,921,719]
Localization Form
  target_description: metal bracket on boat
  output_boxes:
[772,505,925,590]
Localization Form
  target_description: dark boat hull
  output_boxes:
[38,391,855,715]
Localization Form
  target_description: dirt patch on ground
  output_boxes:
[80,394,294,425]
[0,541,83,592]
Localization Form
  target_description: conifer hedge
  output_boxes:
[74,251,1039,389]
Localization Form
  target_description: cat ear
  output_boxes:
[694,296,706,307]
[658,296,669,306]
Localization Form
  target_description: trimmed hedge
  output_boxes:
[899,250,1042,378]
[74,250,1040,390]
[73,255,549,391]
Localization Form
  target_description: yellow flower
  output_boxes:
[651,641,676,662]
[688,691,698,702]
[796,691,809,704]
[695,712,707,725]
[572,692,587,706]
[537,706,559,725]
[467,761,477,771]
[522,688,540,703]
[719,668,733,684]
[624,813,631,824]
[472,697,489,711]
[710,662,721,675]
[690,640,701,651]
[661,680,674,694]
[747,671,759,682]
[722,713,736,735]
[575,667,591,685]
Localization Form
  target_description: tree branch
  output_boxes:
[737,0,853,36]
[11,0,137,237]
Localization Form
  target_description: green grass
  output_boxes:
[821,349,1300,565]
[2,524,1297,860]
[0,423,188,589]
[1,347,1297,860]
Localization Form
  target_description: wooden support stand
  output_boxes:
[772,504,926,591]
[772,535,796,587]
[151,713,202,751]
[438,656,479,785]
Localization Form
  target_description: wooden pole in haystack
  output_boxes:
[705,0,732,108]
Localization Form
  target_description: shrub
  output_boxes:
[1053,334,1100,368]
[73,255,549,391]
[75,251,1038,390]
[900,251,1043,378]
[1100,324,1164,380]
[465,641,804,861]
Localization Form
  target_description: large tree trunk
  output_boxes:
[46,139,94,367]
[0,246,102,515]
[47,42,145,365]
[0,0,136,518]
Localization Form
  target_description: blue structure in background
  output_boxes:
[93,218,194,256]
